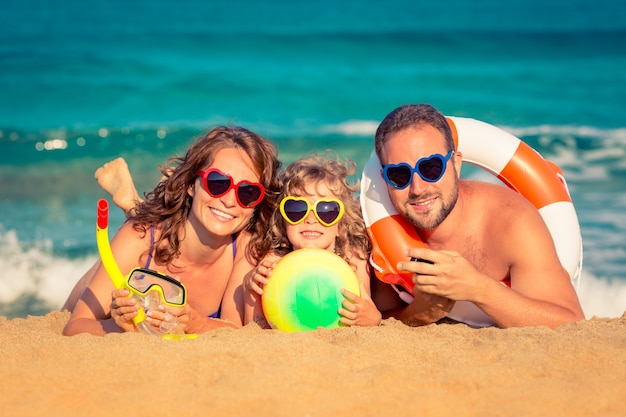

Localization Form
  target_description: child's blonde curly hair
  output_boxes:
[258,151,371,269]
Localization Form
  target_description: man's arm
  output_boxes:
[401,196,584,329]
[370,275,455,326]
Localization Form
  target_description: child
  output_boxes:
[244,152,382,327]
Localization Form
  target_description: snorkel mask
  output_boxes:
[96,199,195,339]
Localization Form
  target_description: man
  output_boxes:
[371,104,584,328]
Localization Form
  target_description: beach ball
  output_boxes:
[261,248,360,332]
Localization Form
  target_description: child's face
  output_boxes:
[285,182,340,252]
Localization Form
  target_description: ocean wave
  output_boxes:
[319,120,379,136]
[578,271,626,319]
[2,120,625,144]
[3,121,626,185]
[503,125,626,141]
[0,230,96,316]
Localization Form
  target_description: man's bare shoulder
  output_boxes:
[460,179,532,208]
[458,179,540,234]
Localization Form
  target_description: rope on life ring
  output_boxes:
[360,116,583,301]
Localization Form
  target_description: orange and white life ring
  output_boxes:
[360,116,583,327]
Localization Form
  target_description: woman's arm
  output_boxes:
[62,223,150,336]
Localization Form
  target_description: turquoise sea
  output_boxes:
[1,0,625,318]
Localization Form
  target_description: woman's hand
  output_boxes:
[110,288,139,332]
[145,303,190,334]
[111,288,191,334]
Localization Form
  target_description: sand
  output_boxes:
[1,311,625,417]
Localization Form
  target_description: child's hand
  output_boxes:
[338,282,382,327]
[244,255,280,296]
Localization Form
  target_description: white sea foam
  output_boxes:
[0,230,96,310]
[578,271,626,319]
[332,122,625,151]
[321,120,379,136]
[503,125,626,143]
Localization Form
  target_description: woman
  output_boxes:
[63,126,281,336]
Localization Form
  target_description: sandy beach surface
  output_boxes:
[1,311,624,417]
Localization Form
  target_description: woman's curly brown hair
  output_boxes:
[128,126,281,267]
[254,151,371,269]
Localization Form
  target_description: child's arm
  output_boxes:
[242,253,281,327]
[339,257,382,326]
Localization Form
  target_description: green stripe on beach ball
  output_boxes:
[262,248,360,332]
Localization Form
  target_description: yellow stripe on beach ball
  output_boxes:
[261,248,360,332]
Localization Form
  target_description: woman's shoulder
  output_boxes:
[112,222,154,250]
[116,220,149,236]
[233,230,253,246]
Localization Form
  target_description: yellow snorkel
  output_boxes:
[96,199,195,339]
[96,199,147,325]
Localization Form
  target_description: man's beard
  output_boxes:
[403,179,459,231]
